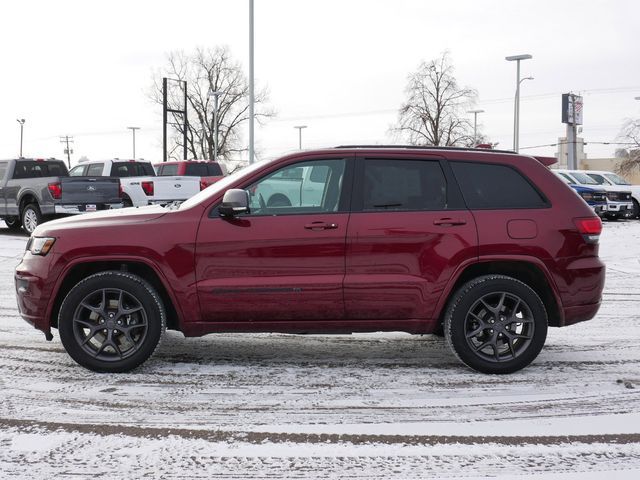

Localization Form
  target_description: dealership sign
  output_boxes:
[562,93,583,125]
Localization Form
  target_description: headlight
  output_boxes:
[28,237,56,256]
[580,192,594,201]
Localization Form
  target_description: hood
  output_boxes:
[33,205,168,236]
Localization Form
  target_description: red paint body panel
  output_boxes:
[14,147,605,340]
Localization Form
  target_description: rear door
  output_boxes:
[344,154,477,321]
[195,156,353,322]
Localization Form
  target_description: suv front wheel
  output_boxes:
[444,275,548,374]
[58,271,166,372]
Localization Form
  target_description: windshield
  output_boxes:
[604,173,630,185]
[569,171,598,185]
[178,160,271,210]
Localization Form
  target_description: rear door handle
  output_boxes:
[304,221,338,230]
[433,218,467,226]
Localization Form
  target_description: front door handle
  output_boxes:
[433,218,467,226]
[304,221,338,230]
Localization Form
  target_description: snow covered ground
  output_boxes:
[0,220,639,479]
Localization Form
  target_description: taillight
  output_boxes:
[141,181,154,196]
[48,182,62,199]
[574,217,602,244]
[199,180,208,191]
[118,183,124,198]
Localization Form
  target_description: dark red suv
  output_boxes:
[15,147,605,373]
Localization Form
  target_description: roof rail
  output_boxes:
[333,144,516,154]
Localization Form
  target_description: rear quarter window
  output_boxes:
[185,163,208,176]
[159,164,179,176]
[451,161,548,209]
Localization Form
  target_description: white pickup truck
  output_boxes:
[69,159,202,207]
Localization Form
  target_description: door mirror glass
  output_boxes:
[219,189,250,217]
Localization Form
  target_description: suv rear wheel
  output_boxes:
[58,271,166,372]
[444,275,547,374]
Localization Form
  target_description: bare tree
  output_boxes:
[151,46,274,162]
[393,52,478,147]
[615,118,640,176]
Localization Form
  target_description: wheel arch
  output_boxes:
[49,259,182,332]
[436,259,563,327]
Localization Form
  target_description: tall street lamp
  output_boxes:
[506,54,533,152]
[467,109,484,146]
[17,119,25,157]
[248,0,255,163]
[127,127,140,159]
[294,125,307,149]
[209,90,224,162]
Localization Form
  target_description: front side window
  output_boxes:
[361,159,447,211]
[69,166,86,177]
[451,162,547,209]
[159,165,179,176]
[604,173,630,186]
[569,171,598,185]
[245,159,346,216]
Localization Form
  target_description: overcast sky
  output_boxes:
[2,0,639,165]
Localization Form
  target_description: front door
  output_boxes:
[344,155,477,321]
[195,157,352,322]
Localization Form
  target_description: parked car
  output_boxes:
[0,158,122,234]
[553,171,608,217]
[555,169,633,219]
[581,170,640,218]
[154,160,226,189]
[16,146,605,374]
[69,159,202,207]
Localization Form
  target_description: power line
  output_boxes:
[519,141,637,150]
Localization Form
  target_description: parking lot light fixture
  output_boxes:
[506,54,533,152]
[294,125,308,149]
[467,109,484,146]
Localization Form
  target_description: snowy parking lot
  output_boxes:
[0,221,639,479]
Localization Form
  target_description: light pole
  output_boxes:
[127,127,140,159]
[506,54,533,152]
[248,0,255,164]
[294,125,307,149]
[209,90,223,162]
[17,119,25,157]
[467,109,484,146]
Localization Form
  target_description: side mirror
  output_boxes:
[219,189,250,217]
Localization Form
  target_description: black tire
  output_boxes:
[632,199,640,219]
[58,271,166,372]
[444,275,547,374]
[4,216,22,230]
[122,195,133,208]
[21,203,42,235]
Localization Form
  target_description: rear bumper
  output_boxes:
[54,203,123,214]
[561,301,602,326]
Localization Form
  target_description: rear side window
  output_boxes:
[207,163,223,176]
[185,163,208,176]
[12,161,68,179]
[361,159,447,211]
[451,162,547,209]
[110,162,155,177]
[86,163,104,176]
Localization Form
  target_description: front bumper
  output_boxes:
[606,201,634,217]
[14,253,57,340]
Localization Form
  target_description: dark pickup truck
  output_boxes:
[0,158,123,234]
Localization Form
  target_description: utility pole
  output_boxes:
[17,119,25,157]
[248,0,255,164]
[59,136,74,168]
[209,90,223,162]
[127,127,140,159]
[294,125,307,149]
[467,110,484,146]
